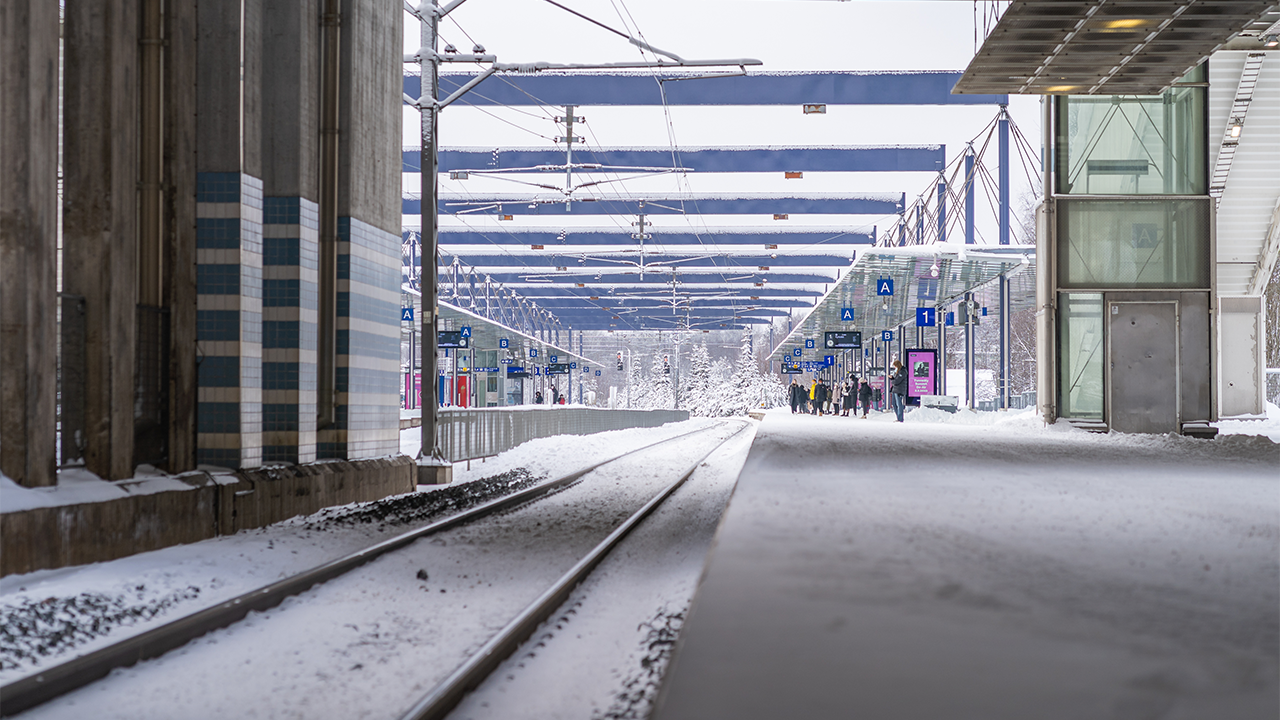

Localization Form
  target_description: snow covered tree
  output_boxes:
[683,343,712,416]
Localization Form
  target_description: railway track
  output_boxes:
[1,420,751,717]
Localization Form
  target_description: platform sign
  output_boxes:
[805,339,815,349]
[529,348,538,358]
[876,278,894,296]
[570,362,577,369]
[824,355,835,366]
[782,363,802,374]
[534,366,541,375]
[824,331,861,349]
[499,338,509,348]
[881,330,894,342]
[459,326,471,338]
[401,307,414,322]
[548,363,571,375]
[473,366,500,373]
[550,355,558,363]
[595,370,601,376]
[905,348,938,398]
[916,307,936,327]
[793,348,802,358]
[507,366,529,378]
[840,307,855,322]
[945,312,955,326]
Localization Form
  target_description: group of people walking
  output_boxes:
[788,359,910,423]
[789,377,879,418]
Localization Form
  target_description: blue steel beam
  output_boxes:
[405,147,944,174]
[432,229,876,246]
[511,286,822,300]
[469,271,837,284]
[413,193,906,216]
[404,71,1007,107]
[435,254,853,269]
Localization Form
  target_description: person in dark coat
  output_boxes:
[859,379,873,418]
[889,359,908,422]
[789,380,802,413]
[814,380,827,416]
[534,390,544,404]
[841,381,855,416]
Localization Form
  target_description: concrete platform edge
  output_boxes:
[0,456,416,577]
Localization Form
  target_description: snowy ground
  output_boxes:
[2,418,753,719]
[654,405,1280,720]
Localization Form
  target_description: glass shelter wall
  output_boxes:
[1057,198,1211,289]
[1055,66,1207,196]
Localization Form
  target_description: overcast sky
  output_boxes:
[402,0,1041,246]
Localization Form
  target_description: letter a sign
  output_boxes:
[876,278,894,296]
[840,308,855,322]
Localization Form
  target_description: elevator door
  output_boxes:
[1108,301,1179,434]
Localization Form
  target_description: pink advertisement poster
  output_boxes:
[906,349,937,398]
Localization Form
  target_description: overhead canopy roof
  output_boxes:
[418,296,591,367]
[953,0,1279,96]
[769,245,1036,364]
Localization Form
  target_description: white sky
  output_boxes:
[401,0,1041,243]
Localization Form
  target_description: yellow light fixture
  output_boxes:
[1101,18,1148,29]
[1044,85,1079,93]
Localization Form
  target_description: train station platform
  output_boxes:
[653,408,1279,720]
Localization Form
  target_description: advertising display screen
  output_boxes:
[824,331,862,349]
[905,348,937,398]
[438,330,468,349]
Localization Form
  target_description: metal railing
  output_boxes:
[428,407,690,463]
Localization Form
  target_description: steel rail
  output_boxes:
[0,422,732,716]
[398,420,754,720]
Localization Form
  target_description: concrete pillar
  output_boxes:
[164,0,200,473]
[195,0,264,469]
[328,0,404,459]
[261,0,320,464]
[62,0,139,481]
[1,0,60,487]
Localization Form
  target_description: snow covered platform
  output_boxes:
[654,408,1279,720]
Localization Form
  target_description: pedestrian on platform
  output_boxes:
[841,381,855,417]
[889,359,908,422]
[534,390,544,404]
[789,380,802,413]
[859,379,873,418]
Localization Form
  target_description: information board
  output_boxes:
[824,331,862,349]
[905,348,938,398]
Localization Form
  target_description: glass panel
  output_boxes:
[1056,67,1206,195]
[1058,293,1104,419]
[1057,198,1209,288]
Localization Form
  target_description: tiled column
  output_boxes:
[262,199,320,463]
[323,218,402,459]
[195,174,264,468]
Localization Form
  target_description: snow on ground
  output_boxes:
[0,418,722,688]
[654,407,1279,719]
[13,420,750,720]
[447,423,757,720]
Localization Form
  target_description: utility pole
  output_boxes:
[632,205,649,278]
[416,5,450,485]
[557,105,582,210]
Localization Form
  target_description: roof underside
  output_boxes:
[953,0,1278,95]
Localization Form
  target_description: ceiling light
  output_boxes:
[1044,85,1078,93]
[1264,34,1279,48]
[1101,18,1146,29]
[1229,118,1244,138]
